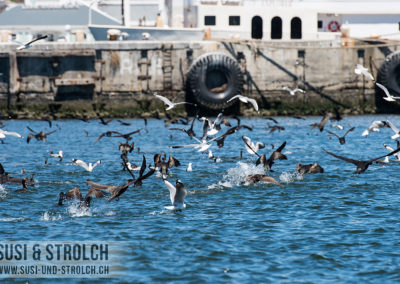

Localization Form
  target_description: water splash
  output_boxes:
[279,171,303,183]
[68,202,91,217]
[208,162,265,189]
[41,211,62,221]
[0,184,7,199]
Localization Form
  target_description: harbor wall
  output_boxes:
[0,39,398,119]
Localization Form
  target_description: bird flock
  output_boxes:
[1,62,399,213]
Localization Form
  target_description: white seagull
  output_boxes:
[282,86,305,96]
[153,93,193,111]
[361,120,390,137]
[163,179,187,210]
[49,150,63,162]
[0,129,22,139]
[242,136,265,155]
[387,121,400,140]
[171,136,214,152]
[15,35,48,51]
[186,163,193,172]
[72,159,102,172]
[354,64,375,82]
[375,83,400,102]
[227,95,259,113]
[200,113,223,136]
[384,142,400,161]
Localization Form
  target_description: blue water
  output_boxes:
[1,115,400,283]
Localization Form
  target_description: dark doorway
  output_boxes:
[291,17,302,39]
[251,16,263,39]
[271,17,282,39]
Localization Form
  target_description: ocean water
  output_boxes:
[1,114,400,283]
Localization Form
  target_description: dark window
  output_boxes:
[205,16,216,26]
[271,16,282,39]
[251,16,263,39]
[229,16,240,26]
[318,20,323,29]
[291,17,302,39]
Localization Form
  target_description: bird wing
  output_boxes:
[26,126,37,133]
[154,93,174,107]
[369,146,400,163]
[45,129,57,136]
[0,163,5,174]
[25,35,48,46]
[92,160,102,169]
[242,136,261,157]
[65,187,83,201]
[163,179,177,205]
[168,156,180,168]
[85,186,107,199]
[275,141,287,153]
[227,95,240,103]
[323,149,360,166]
[73,159,90,171]
[247,98,259,112]
[327,130,340,139]
[387,120,399,134]
[343,127,355,137]
[376,83,391,98]
[153,154,162,167]
[2,130,22,138]
[138,155,146,178]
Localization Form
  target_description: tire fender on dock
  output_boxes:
[186,52,244,110]
[377,51,400,98]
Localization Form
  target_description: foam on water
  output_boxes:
[68,202,92,217]
[0,217,26,222]
[208,162,265,189]
[40,211,62,221]
[0,184,7,199]
[279,171,304,183]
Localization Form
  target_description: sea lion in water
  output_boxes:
[243,174,281,186]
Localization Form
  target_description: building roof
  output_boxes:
[0,4,120,26]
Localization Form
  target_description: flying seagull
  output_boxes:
[327,127,355,145]
[15,35,48,51]
[376,82,400,102]
[0,129,22,139]
[242,136,265,155]
[362,120,390,137]
[354,64,375,82]
[163,179,188,211]
[72,159,102,172]
[227,95,259,113]
[154,93,193,110]
[323,147,400,174]
[387,120,400,140]
[282,86,305,96]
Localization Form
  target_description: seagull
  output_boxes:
[170,135,215,152]
[376,82,400,102]
[163,179,187,211]
[227,95,259,113]
[72,159,102,172]
[242,136,265,155]
[323,147,400,174]
[282,86,305,96]
[200,113,223,136]
[332,124,344,130]
[354,64,375,82]
[153,93,193,111]
[15,35,48,51]
[207,150,222,163]
[0,129,22,139]
[387,120,400,140]
[362,120,390,137]
[49,150,63,162]
[186,163,193,172]
[327,127,355,145]
[384,141,400,161]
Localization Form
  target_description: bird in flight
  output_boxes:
[324,147,400,174]
[327,127,355,145]
[375,82,400,102]
[227,95,259,113]
[153,93,193,110]
[362,120,390,137]
[282,86,305,96]
[354,64,375,82]
[163,179,188,211]
[310,113,333,132]
[72,159,102,172]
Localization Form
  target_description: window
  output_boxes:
[251,16,263,39]
[205,16,216,26]
[271,17,282,39]
[318,20,323,29]
[229,16,240,26]
[291,17,302,39]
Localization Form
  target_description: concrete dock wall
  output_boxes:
[0,39,398,118]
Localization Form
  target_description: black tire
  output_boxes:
[377,51,400,97]
[186,52,244,110]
